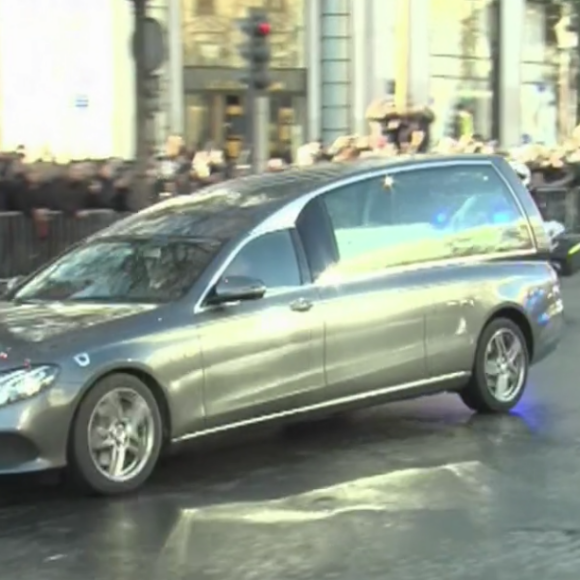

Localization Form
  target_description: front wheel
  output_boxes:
[67,373,163,495]
[459,318,529,414]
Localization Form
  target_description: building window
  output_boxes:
[195,0,215,16]
[521,1,568,144]
[429,0,493,140]
[182,0,305,68]
[266,0,287,11]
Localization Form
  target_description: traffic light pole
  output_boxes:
[238,9,272,174]
[246,81,255,170]
[252,94,270,173]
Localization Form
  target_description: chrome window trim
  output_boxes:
[193,159,539,314]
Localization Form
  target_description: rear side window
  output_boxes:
[320,164,534,276]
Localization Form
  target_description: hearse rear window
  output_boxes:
[321,163,534,274]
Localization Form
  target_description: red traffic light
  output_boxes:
[256,22,271,35]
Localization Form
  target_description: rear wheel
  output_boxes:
[459,318,529,413]
[68,373,163,495]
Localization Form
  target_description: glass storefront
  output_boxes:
[429,0,494,141]
[184,92,306,157]
[180,0,307,157]
[520,1,563,144]
[182,0,305,68]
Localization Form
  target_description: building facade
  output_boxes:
[177,0,306,158]
[0,0,136,160]
[0,0,571,158]
[175,0,573,152]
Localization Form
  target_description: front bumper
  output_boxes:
[0,388,72,474]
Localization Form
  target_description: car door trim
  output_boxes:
[171,370,469,443]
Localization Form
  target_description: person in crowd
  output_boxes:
[452,102,474,141]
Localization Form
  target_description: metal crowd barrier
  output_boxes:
[2,184,580,281]
[532,186,580,232]
[0,210,124,279]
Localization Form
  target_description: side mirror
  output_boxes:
[2,276,23,296]
[207,275,266,305]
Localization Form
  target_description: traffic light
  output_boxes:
[238,9,272,91]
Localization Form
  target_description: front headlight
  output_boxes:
[0,365,59,408]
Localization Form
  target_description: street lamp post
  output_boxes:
[132,0,149,210]
[129,0,165,207]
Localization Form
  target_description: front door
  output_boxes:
[197,229,325,428]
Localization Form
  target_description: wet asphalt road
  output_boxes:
[2,279,580,580]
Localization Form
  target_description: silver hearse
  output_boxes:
[0,154,564,494]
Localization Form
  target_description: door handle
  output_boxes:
[290,297,313,312]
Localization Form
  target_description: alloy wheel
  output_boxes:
[484,328,527,403]
[87,387,156,483]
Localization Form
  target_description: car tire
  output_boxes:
[459,317,530,414]
[67,373,163,495]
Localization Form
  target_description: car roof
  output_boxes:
[202,153,496,204]
[96,154,499,244]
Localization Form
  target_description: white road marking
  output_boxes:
[154,460,492,577]
[170,460,490,528]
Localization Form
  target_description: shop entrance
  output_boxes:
[184,92,303,162]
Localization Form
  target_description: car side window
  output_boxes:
[223,230,302,290]
[324,179,393,231]
[320,178,395,277]
[390,164,534,259]
[319,164,533,276]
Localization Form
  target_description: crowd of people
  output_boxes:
[1,103,580,220]
[0,144,234,216]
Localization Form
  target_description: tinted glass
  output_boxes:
[321,164,533,276]
[224,230,301,290]
[13,238,221,303]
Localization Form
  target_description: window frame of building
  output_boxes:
[428,0,494,140]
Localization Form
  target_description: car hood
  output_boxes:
[0,301,158,361]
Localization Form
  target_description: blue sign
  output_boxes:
[74,95,89,109]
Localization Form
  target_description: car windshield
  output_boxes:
[11,236,222,303]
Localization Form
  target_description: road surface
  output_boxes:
[2,277,580,580]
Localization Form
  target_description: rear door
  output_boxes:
[296,176,429,401]
[381,161,537,377]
